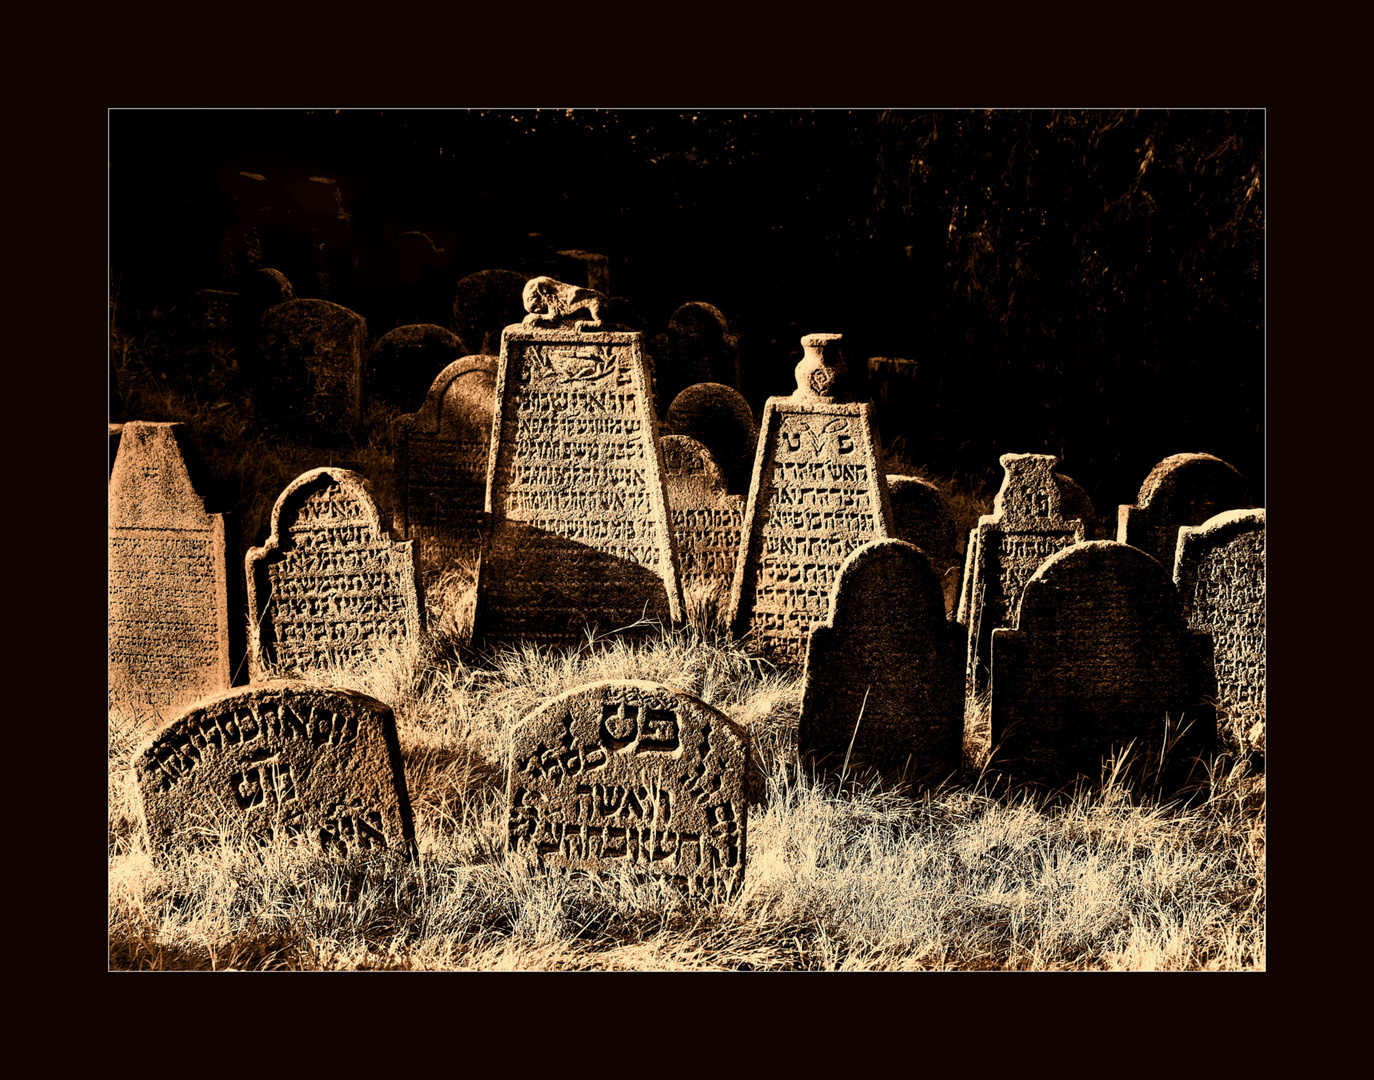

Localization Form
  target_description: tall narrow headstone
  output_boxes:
[366,323,463,412]
[474,279,683,648]
[135,682,414,860]
[1174,508,1265,729]
[728,334,894,663]
[508,680,749,901]
[256,299,368,437]
[246,468,424,679]
[798,539,963,780]
[664,382,758,497]
[1117,453,1248,568]
[886,475,961,615]
[451,269,528,356]
[660,435,745,603]
[393,356,498,576]
[109,423,233,719]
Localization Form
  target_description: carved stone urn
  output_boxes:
[791,332,849,403]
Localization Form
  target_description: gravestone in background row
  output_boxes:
[729,334,894,664]
[654,303,741,409]
[508,680,749,901]
[798,539,964,781]
[1174,508,1266,730]
[957,454,1087,698]
[554,249,611,296]
[246,468,424,679]
[256,299,367,438]
[135,682,414,861]
[366,323,464,412]
[990,541,1214,787]
[474,282,684,648]
[394,356,498,576]
[664,382,758,498]
[110,423,234,719]
[1117,452,1248,568]
[886,475,961,616]
[451,269,528,357]
[660,435,744,603]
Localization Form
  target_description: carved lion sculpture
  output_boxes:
[521,276,608,330]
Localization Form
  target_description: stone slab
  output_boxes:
[660,435,745,602]
[1117,452,1248,567]
[256,299,367,437]
[451,269,528,356]
[886,475,961,615]
[664,382,758,497]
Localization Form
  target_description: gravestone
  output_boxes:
[135,681,414,860]
[990,541,1214,786]
[554,249,611,296]
[1117,453,1248,567]
[886,475,961,615]
[1174,508,1265,729]
[956,454,1087,698]
[508,680,749,901]
[246,468,424,679]
[664,382,758,497]
[728,334,894,664]
[657,303,741,405]
[474,280,683,647]
[798,539,963,780]
[256,299,368,437]
[241,267,295,311]
[394,356,498,576]
[109,423,233,719]
[660,435,745,604]
[451,269,528,356]
[366,323,463,412]
[1056,472,1099,540]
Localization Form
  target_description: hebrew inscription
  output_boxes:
[661,435,745,597]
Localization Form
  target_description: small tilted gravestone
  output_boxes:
[660,435,745,603]
[135,682,414,861]
[729,334,894,664]
[109,423,234,720]
[393,356,498,577]
[508,680,749,901]
[365,323,464,412]
[798,539,964,781]
[1174,508,1266,730]
[256,299,368,438]
[885,475,961,616]
[246,468,424,679]
[990,541,1214,787]
[1117,452,1248,568]
[664,382,758,497]
[956,454,1087,698]
[474,277,684,648]
[450,269,529,356]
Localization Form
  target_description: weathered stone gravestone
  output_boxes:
[508,680,749,901]
[1117,452,1248,567]
[956,454,1087,698]
[990,541,1214,786]
[241,267,295,311]
[109,423,233,719]
[366,323,463,412]
[554,249,611,296]
[246,468,424,679]
[656,303,741,406]
[798,539,963,780]
[660,435,745,604]
[135,682,414,860]
[664,382,758,497]
[728,334,894,664]
[1174,508,1265,730]
[886,475,961,615]
[393,356,498,576]
[451,269,528,356]
[256,299,368,437]
[474,280,683,647]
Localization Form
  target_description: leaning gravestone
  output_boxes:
[246,468,424,679]
[393,356,498,576]
[256,299,368,437]
[1174,508,1265,730]
[1117,453,1248,568]
[664,382,758,497]
[660,435,745,603]
[135,681,414,860]
[990,541,1214,786]
[886,475,961,615]
[508,680,749,901]
[728,334,894,663]
[956,454,1087,698]
[474,278,683,648]
[451,269,528,356]
[798,539,963,780]
[365,323,463,412]
[109,423,233,719]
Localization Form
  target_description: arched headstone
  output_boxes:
[664,382,758,497]
[256,299,368,437]
[886,475,961,615]
[1117,453,1248,568]
[660,435,745,603]
[366,323,463,412]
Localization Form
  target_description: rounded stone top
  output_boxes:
[793,333,849,402]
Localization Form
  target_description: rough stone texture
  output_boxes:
[508,680,748,901]
[1056,472,1099,540]
[135,681,414,860]
[554,249,611,296]
[393,356,498,576]
[729,334,894,664]
[660,435,745,601]
[474,303,684,648]
[990,541,1214,786]
[1174,508,1265,729]
[246,468,424,679]
[109,423,233,719]
[366,323,463,412]
[1117,452,1248,567]
[256,299,368,437]
[656,302,741,406]
[956,454,1087,698]
[451,269,528,356]
[886,475,961,615]
[664,382,758,497]
[799,539,963,780]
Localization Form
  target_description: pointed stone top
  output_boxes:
[109,422,213,530]
[792,333,849,402]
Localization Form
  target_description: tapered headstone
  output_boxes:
[1117,453,1248,567]
[508,680,749,901]
[256,299,367,437]
[664,382,758,497]
[660,435,744,602]
[366,323,463,412]
[451,269,528,356]
[886,475,961,615]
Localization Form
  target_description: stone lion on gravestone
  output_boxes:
[521,276,607,330]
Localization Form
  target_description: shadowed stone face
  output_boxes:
[450,269,528,356]
[1117,452,1248,568]
[256,299,367,437]
[664,382,758,497]
[660,435,744,598]
[366,323,463,412]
